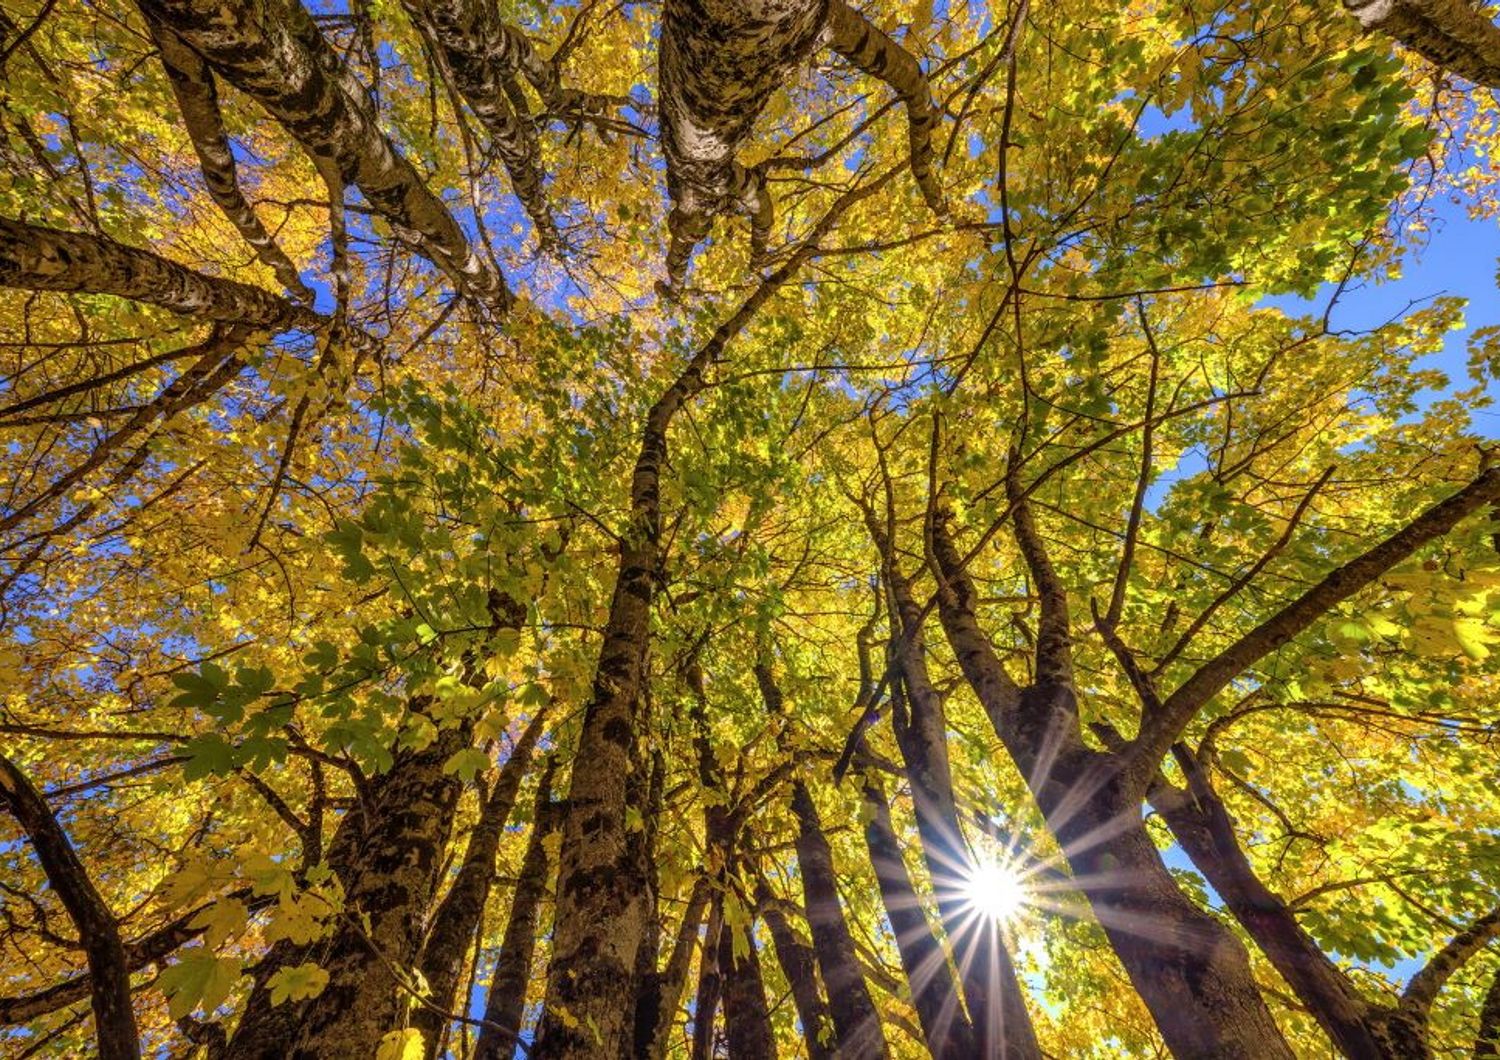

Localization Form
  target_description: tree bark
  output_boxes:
[1477,964,1500,1057]
[860,774,977,1059]
[788,782,889,1058]
[1346,0,1500,86]
[137,0,510,314]
[1150,748,1385,1057]
[757,880,834,1060]
[642,875,711,1060]
[402,0,555,243]
[143,17,314,302]
[717,899,779,1058]
[927,495,1297,1059]
[474,760,559,1060]
[413,708,548,1054]
[0,216,318,330]
[0,754,140,1060]
[691,897,725,1060]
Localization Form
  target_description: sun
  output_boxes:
[961,858,1028,923]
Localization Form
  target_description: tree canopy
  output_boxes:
[2,0,1499,1056]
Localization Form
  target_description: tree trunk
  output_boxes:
[413,709,548,1054]
[927,500,1297,1060]
[717,900,778,1058]
[642,875,711,1060]
[868,524,1039,1060]
[860,774,977,1059]
[657,0,826,286]
[143,17,313,302]
[474,761,559,1060]
[1345,0,1500,87]
[0,754,140,1060]
[757,880,834,1060]
[691,897,725,1060]
[401,0,554,243]
[281,725,470,1058]
[0,216,318,330]
[1150,750,1387,1057]
[789,781,889,1058]
[137,0,510,313]
[1477,964,1500,1057]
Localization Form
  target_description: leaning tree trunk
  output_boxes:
[926,497,1297,1060]
[657,0,826,286]
[642,875,712,1060]
[473,760,559,1060]
[758,880,835,1060]
[1345,0,1500,87]
[137,0,510,313]
[143,17,313,302]
[412,708,548,1053]
[860,774,977,1059]
[0,216,319,330]
[0,755,140,1060]
[788,781,889,1058]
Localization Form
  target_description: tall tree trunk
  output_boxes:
[717,896,778,1058]
[642,875,712,1060]
[279,725,469,1057]
[143,17,313,302]
[536,170,892,1058]
[860,774,977,1059]
[413,709,548,1054]
[1477,965,1500,1057]
[0,216,318,330]
[757,880,834,1060]
[137,0,510,313]
[0,754,139,1060]
[866,513,1039,1060]
[788,781,890,1058]
[691,897,725,1060]
[927,497,1297,1060]
[474,760,559,1060]
[1150,747,1388,1057]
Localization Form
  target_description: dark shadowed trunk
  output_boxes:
[691,897,725,1060]
[757,880,834,1060]
[642,875,712,1060]
[474,759,559,1060]
[0,754,139,1060]
[788,781,890,1057]
[414,708,548,1053]
[1478,965,1500,1057]
[717,899,778,1058]
[860,773,977,1059]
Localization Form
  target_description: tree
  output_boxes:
[2,0,1499,1055]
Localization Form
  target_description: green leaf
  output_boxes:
[159,951,243,1019]
[267,962,330,1006]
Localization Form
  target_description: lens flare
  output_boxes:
[961,859,1027,923]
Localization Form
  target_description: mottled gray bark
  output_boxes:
[144,17,313,302]
[0,754,139,1060]
[0,216,318,330]
[657,0,940,288]
[533,172,885,1057]
[137,0,510,314]
[402,0,555,244]
[413,708,548,1055]
[1346,0,1500,85]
